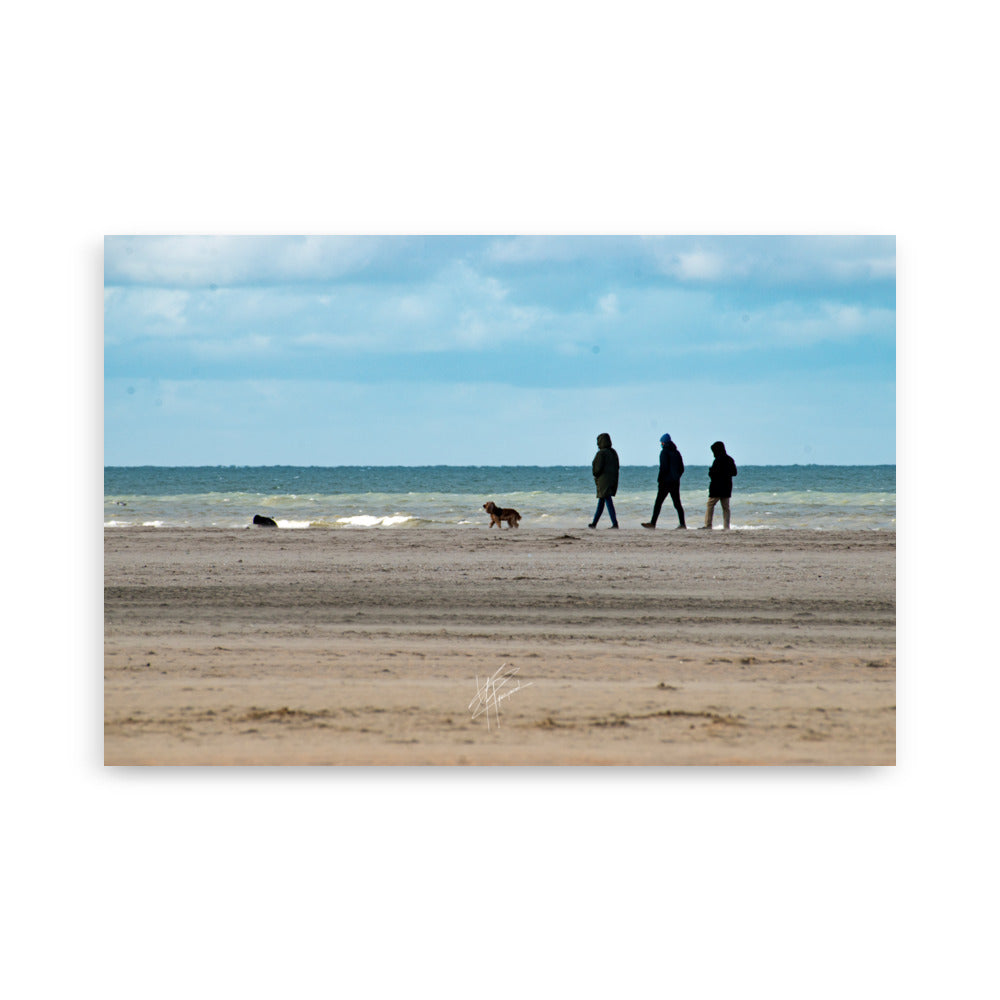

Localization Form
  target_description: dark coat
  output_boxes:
[659,442,684,485]
[592,433,620,498]
[708,441,737,498]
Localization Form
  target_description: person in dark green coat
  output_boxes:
[589,432,620,528]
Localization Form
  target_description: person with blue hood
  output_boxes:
[641,433,686,529]
[589,432,620,528]
[701,440,738,530]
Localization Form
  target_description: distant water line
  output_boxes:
[105,465,896,531]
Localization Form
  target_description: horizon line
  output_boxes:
[104,461,897,469]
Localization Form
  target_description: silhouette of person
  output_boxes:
[701,440,738,530]
[642,433,686,529]
[589,432,620,528]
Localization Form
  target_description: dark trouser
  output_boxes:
[650,481,685,526]
[592,496,618,526]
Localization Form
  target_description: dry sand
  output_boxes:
[104,527,895,765]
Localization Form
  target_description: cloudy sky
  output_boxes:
[104,235,895,466]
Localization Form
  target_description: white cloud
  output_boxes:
[763,302,894,346]
[648,244,751,283]
[674,250,730,281]
[830,255,897,281]
[104,236,383,287]
[644,236,895,287]
[104,287,191,339]
[141,290,189,323]
[483,236,588,263]
[598,293,619,316]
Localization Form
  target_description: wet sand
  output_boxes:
[104,527,895,765]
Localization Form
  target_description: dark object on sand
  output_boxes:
[252,514,278,527]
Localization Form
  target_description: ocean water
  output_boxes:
[104,465,896,531]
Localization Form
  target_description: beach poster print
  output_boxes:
[104,236,895,765]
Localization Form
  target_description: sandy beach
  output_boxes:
[104,527,895,765]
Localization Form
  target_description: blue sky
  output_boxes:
[104,235,895,466]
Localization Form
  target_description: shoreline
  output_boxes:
[105,528,896,765]
[102,523,896,530]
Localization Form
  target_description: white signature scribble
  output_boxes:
[468,663,533,731]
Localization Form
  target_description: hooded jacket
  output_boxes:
[592,433,620,498]
[659,441,685,485]
[708,441,737,498]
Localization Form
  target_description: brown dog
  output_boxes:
[483,501,521,528]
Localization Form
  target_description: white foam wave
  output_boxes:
[336,514,415,528]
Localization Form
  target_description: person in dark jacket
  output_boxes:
[589,432,620,528]
[701,440,737,530]
[642,433,686,529]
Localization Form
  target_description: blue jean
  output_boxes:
[592,496,618,526]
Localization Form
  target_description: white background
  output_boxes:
[5,1,994,996]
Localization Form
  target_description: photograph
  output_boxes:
[16,3,995,993]
[104,235,895,765]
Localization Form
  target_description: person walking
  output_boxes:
[642,433,686,529]
[701,440,737,530]
[589,432,620,528]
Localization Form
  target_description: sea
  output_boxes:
[104,465,896,531]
